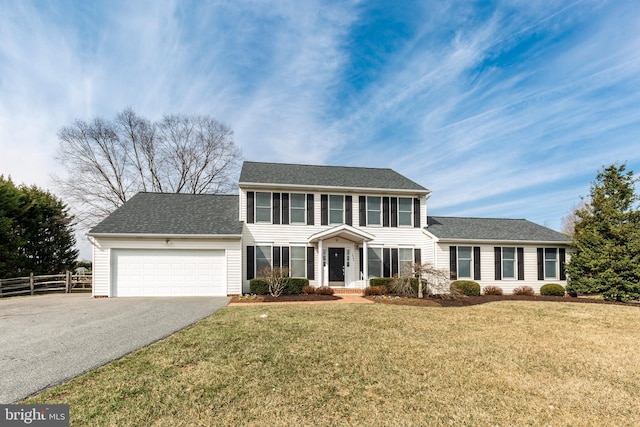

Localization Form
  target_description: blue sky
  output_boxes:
[1,0,640,251]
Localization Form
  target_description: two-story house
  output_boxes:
[88,161,569,297]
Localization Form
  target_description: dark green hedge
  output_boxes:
[540,283,565,297]
[451,280,481,296]
[249,277,310,295]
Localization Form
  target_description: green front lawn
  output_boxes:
[26,302,640,426]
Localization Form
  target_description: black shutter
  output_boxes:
[559,248,566,280]
[383,197,390,227]
[391,248,399,277]
[450,246,457,280]
[282,247,290,269]
[247,246,255,280]
[414,248,422,264]
[413,198,420,228]
[359,247,364,277]
[383,248,391,277]
[517,247,524,280]
[537,248,544,280]
[247,192,255,224]
[321,194,328,225]
[272,193,280,225]
[281,193,289,225]
[306,194,314,225]
[345,195,352,226]
[306,247,315,280]
[273,246,281,268]
[359,196,366,226]
[494,247,502,280]
[473,246,481,280]
[391,197,398,227]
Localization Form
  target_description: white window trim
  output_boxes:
[289,193,306,225]
[328,194,345,225]
[255,244,272,277]
[544,248,559,280]
[289,245,307,278]
[502,247,517,280]
[457,246,473,280]
[255,192,272,224]
[367,246,383,279]
[398,197,413,227]
[367,196,382,227]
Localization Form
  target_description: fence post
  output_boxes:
[30,273,35,295]
[65,271,71,293]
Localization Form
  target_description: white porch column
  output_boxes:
[318,239,323,286]
[362,240,368,288]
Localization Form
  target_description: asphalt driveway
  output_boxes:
[0,293,229,403]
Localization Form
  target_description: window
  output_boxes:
[398,198,412,226]
[368,247,383,279]
[290,193,306,224]
[545,248,558,279]
[290,246,306,278]
[329,195,344,224]
[502,247,516,279]
[399,248,414,275]
[255,192,271,223]
[458,246,472,279]
[255,245,271,275]
[367,197,381,226]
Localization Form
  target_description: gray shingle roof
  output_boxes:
[426,216,570,242]
[89,193,242,236]
[239,161,429,192]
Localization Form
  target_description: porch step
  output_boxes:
[331,288,364,295]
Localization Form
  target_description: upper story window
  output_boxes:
[367,196,381,226]
[329,195,344,225]
[398,197,412,226]
[290,193,306,224]
[255,192,271,223]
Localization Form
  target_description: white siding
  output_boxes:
[435,242,569,294]
[91,237,241,296]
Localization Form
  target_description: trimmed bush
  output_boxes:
[369,278,395,292]
[451,280,481,296]
[249,279,269,295]
[315,286,335,295]
[364,285,386,296]
[513,286,535,296]
[285,278,309,295]
[540,283,565,297]
[302,285,316,295]
[483,286,503,296]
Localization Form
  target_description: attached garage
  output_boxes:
[112,249,227,296]
[88,193,243,297]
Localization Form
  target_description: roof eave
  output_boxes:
[433,238,570,245]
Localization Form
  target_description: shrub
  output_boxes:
[392,277,419,297]
[364,285,386,296]
[369,278,395,292]
[285,278,309,295]
[451,280,480,296]
[483,286,503,295]
[249,279,269,295]
[513,286,535,296]
[302,285,316,295]
[565,283,578,297]
[540,283,565,297]
[315,286,335,295]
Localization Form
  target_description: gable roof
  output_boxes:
[239,161,429,192]
[88,193,242,236]
[426,216,570,243]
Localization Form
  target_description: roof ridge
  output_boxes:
[429,215,527,221]
[242,160,394,172]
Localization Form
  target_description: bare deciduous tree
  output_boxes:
[560,199,590,236]
[54,108,242,226]
[257,266,290,298]
[395,262,449,298]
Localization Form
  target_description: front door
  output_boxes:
[328,248,345,282]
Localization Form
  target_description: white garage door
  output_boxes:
[113,249,227,296]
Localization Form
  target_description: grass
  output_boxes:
[25,302,640,426]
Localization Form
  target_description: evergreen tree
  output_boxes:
[566,164,640,302]
[0,176,78,278]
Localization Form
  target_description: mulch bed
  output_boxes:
[230,294,341,303]
[372,294,640,308]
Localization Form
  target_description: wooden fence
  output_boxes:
[0,272,92,298]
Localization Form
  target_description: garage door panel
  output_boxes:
[113,249,226,296]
